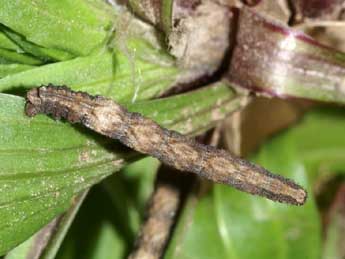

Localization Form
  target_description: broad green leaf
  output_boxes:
[126,81,243,135]
[0,82,244,255]
[0,48,42,65]
[100,157,160,235]
[5,235,36,259]
[55,157,160,259]
[54,185,129,259]
[0,31,21,51]
[1,26,74,61]
[4,191,88,259]
[0,44,179,102]
[166,107,345,259]
[9,157,159,259]
[0,64,34,78]
[0,0,113,56]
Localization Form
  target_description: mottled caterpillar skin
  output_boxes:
[25,85,307,205]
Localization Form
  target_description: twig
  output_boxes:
[25,85,307,205]
[128,166,192,259]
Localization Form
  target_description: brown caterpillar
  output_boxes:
[25,85,307,205]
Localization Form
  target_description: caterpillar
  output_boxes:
[25,85,307,205]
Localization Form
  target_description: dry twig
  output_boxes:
[128,166,192,259]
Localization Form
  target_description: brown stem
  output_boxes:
[128,166,192,259]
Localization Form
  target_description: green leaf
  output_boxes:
[4,235,36,259]
[0,31,21,51]
[126,81,243,134]
[4,191,88,259]
[54,185,129,259]
[0,45,179,102]
[0,82,243,255]
[55,157,159,259]
[0,48,42,65]
[0,0,113,56]
[0,64,34,78]
[166,107,345,259]
[100,157,160,235]
[1,26,74,61]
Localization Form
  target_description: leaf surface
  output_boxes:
[0,0,112,56]
[0,44,179,102]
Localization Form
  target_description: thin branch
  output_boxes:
[128,166,192,259]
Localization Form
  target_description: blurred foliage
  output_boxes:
[166,107,345,259]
